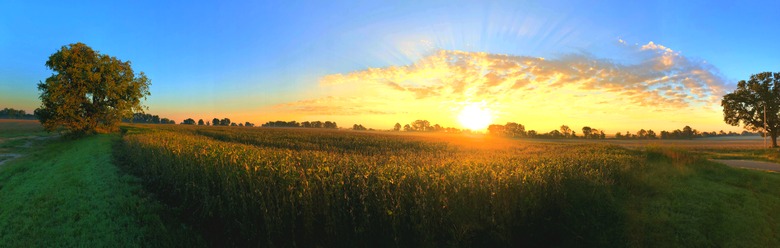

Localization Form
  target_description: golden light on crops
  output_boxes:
[457,102,493,131]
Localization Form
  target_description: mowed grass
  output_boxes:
[0,133,203,246]
[627,149,780,247]
[699,148,780,164]
[119,124,780,247]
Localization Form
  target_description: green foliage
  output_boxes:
[113,125,780,246]
[625,150,780,247]
[35,43,150,135]
[0,134,202,246]
[182,118,196,125]
[124,112,175,124]
[119,125,647,246]
[219,118,231,126]
[722,72,780,146]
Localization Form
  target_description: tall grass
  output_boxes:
[117,126,649,247]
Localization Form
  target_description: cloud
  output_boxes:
[270,40,730,129]
[323,42,723,105]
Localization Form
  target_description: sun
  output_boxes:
[457,103,493,131]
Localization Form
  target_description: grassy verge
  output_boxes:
[0,134,203,246]
[627,148,780,246]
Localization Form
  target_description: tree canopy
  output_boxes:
[35,43,150,134]
[722,72,780,147]
[182,118,196,125]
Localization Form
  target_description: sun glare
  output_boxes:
[457,103,493,131]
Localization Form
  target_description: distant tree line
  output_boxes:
[616,125,759,139]
[352,124,368,131]
[177,117,255,127]
[487,124,606,139]
[123,114,258,127]
[261,120,338,129]
[486,122,760,140]
[391,120,462,133]
[122,113,176,124]
[0,108,36,119]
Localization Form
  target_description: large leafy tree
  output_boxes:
[35,43,150,134]
[722,72,780,147]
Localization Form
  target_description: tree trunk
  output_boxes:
[773,135,778,148]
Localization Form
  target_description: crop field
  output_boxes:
[113,124,780,247]
[0,119,47,139]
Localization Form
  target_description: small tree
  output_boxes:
[198,119,205,125]
[560,125,572,138]
[582,126,592,139]
[637,129,647,139]
[393,123,402,131]
[412,120,430,131]
[682,126,693,139]
[647,130,657,139]
[488,124,506,136]
[35,43,150,134]
[505,122,525,137]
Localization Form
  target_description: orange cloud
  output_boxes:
[268,41,733,131]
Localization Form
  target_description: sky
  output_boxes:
[2,0,779,133]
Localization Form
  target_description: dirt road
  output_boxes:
[711,159,780,172]
[0,135,56,167]
[0,153,21,166]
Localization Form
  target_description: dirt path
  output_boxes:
[0,135,57,167]
[0,153,22,166]
[711,159,780,172]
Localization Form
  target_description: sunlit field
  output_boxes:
[6,1,780,247]
[115,124,780,247]
[0,119,47,138]
[521,135,767,152]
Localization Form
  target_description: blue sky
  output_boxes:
[1,0,779,131]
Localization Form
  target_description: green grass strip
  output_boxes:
[0,134,201,247]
